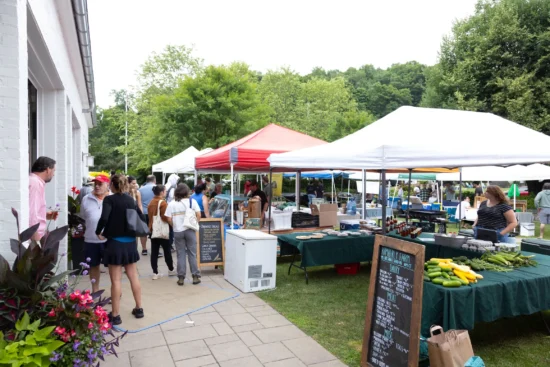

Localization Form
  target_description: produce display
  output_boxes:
[480,251,538,268]
[452,256,512,272]
[423,258,483,287]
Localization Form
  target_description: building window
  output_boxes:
[28,80,37,170]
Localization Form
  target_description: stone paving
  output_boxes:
[99,251,347,367]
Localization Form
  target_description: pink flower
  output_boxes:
[69,290,81,301]
[48,309,56,317]
[58,292,66,299]
[54,326,66,335]
[100,322,111,331]
[71,186,77,193]
[75,313,80,318]
[88,322,94,329]
[70,330,76,337]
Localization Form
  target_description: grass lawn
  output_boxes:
[257,257,550,366]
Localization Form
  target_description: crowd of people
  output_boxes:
[28,156,224,325]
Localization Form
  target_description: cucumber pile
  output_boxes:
[424,258,483,288]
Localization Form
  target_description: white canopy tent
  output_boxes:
[152,147,213,183]
[436,164,550,182]
[268,106,550,170]
[268,107,550,228]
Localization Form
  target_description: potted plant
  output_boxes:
[0,208,126,365]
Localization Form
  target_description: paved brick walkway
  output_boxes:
[100,254,346,367]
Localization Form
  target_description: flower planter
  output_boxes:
[71,236,85,271]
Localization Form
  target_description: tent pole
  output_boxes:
[347,177,350,196]
[230,164,234,229]
[381,170,387,233]
[362,169,366,220]
[269,169,273,234]
[194,170,198,187]
[296,171,301,211]
[331,172,335,204]
[459,168,463,226]
[407,169,412,224]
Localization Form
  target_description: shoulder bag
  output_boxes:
[152,200,170,239]
[126,208,150,237]
[183,198,199,231]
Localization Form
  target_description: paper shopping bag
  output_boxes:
[427,325,474,367]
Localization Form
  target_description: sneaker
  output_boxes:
[132,308,144,319]
[192,275,201,285]
[177,276,185,286]
[168,269,177,276]
[158,252,164,258]
[152,273,163,280]
[142,249,148,256]
[108,312,122,325]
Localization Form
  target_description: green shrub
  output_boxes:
[0,312,64,367]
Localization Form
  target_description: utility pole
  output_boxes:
[125,92,128,174]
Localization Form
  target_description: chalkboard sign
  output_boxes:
[361,235,425,367]
[197,218,224,267]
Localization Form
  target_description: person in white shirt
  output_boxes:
[413,185,420,196]
[80,174,110,293]
[165,183,202,286]
[455,196,471,227]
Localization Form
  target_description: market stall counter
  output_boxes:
[421,251,550,336]
[277,232,375,283]
[521,238,550,256]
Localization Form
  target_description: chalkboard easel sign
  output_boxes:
[197,218,224,267]
[361,235,425,367]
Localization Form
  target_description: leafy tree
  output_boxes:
[155,62,272,150]
[364,82,412,118]
[89,90,128,172]
[138,45,203,94]
[258,68,371,140]
[423,0,550,132]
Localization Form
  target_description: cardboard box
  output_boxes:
[310,203,338,227]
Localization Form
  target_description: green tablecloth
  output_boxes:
[421,251,550,335]
[277,232,375,267]
[521,238,550,256]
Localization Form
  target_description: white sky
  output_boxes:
[88,0,478,108]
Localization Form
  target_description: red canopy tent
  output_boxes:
[195,123,327,172]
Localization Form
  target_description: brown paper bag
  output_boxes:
[428,325,474,367]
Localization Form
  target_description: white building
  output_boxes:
[0,0,96,270]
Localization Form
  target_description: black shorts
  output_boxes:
[84,241,105,267]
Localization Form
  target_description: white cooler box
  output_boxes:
[520,223,535,237]
[271,211,292,230]
[224,230,277,293]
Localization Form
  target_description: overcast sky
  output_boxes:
[88,0,478,108]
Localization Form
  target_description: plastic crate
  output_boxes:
[335,263,360,275]
[291,212,319,228]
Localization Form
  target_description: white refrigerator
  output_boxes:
[224,230,277,293]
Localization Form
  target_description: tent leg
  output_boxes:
[381,170,387,233]
[406,169,412,224]
[362,169,366,220]
[194,170,198,187]
[269,169,273,234]
[458,168,463,228]
[331,173,335,204]
[296,171,302,212]
[231,164,234,229]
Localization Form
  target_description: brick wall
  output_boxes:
[0,0,28,263]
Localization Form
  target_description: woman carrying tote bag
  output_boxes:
[95,175,144,325]
[165,184,202,286]
[147,184,176,280]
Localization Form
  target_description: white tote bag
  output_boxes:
[183,198,199,231]
[151,200,170,239]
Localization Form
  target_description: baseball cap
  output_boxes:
[92,174,110,184]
